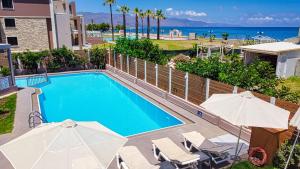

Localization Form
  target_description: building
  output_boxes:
[0,0,87,52]
[0,0,54,52]
[241,42,300,78]
[52,0,87,50]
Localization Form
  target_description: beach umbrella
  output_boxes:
[200,91,290,159]
[0,119,128,169]
[284,108,300,169]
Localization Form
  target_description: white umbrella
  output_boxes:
[284,108,300,169]
[200,91,290,158]
[0,119,128,169]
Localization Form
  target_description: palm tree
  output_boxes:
[155,10,166,40]
[133,8,139,39]
[145,10,153,39]
[118,5,130,38]
[139,10,145,38]
[222,32,229,40]
[103,0,116,41]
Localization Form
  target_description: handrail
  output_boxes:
[28,111,43,128]
[26,73,49,87]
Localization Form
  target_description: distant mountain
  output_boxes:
[79,12,238,27]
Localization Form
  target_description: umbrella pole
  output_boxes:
[284,130,300,169]
[234,126,242,157]
[230,126,243,168]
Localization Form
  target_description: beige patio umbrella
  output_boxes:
[200,91,290,159]
[284,108,300,169]
[0,119,128,169]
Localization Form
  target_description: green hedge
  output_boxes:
[114,38,169,65]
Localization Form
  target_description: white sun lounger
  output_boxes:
[152,137,200,169]
[182,131,233,165]
[116,146,160,169]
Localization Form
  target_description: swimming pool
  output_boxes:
[16,73,183,136]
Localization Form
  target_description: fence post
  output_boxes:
[270,97,276,105]
[185,72,189,100]
[205,78,210,100]
[113,50,116,67]
[233,86,238,94]
[144,60,147,82]
[108,47,111,65]
[120,54,123,71]
[155,64,158,87]
[135,58,137,78]
[168,67,172,94]
[126,55,129,73]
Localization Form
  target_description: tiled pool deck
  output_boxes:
[0,70,250,169]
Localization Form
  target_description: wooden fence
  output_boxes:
[106,51,300,163]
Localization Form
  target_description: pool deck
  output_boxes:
[0,70,249,169]
[0,88,36,169]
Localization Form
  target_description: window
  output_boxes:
[7,37,18,46]
[1,0,13,9]
[4,18,15,28]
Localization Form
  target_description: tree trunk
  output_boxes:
[141,18,144,38]
[157,19,160,40]
[110,4,115,41]
[147,16,150,39]
[135,14,138,39]
[123,13,126,38]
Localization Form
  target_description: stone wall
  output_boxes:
[0,52,8,67]
[0,18,50,52]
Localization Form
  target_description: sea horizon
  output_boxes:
[123,26,300,40]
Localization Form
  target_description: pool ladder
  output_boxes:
[28,111,43,128]
[26,73,49,87]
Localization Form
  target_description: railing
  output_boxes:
[28,111,43,128]
[106,51,300,114]
[26,73,49,87]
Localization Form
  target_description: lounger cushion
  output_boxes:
[182,131,233,153]
[152,138,200,164]
[118,146,159,169]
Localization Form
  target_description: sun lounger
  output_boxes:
[116,146,160,169]
[152,137,200,169]
[182,131,233,165]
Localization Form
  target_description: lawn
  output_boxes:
[280,76,300,94]
[151,40,200,50]
[231,161,276,169]
[0,94,17,134]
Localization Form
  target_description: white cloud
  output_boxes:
[166,8,207,17]
[248,16,274,22]
[166,8,173,12]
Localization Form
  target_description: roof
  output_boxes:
[0,44,11,50]
[240,42,300,55]
[252,35,276,42]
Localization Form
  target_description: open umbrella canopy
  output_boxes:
[200,91,290,129]
[0,119,128,169]
[290,108,300,130]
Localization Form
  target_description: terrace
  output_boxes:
[0,41,299,169]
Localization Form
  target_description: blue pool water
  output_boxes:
[16,73,182,136]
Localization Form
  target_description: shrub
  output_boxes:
[114,38,168,65]
[90,47,107,69]
[176,56,300,103]
[0,67,10,76]
[19,50,47,73]
[273,139,300,169]
[47,46,85,71]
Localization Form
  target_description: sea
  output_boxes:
[130,27,299,41]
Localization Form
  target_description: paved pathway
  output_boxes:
[0,88,35,169]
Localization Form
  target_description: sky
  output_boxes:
[74,0,300,27]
